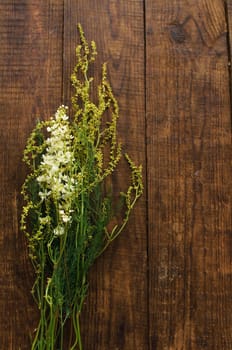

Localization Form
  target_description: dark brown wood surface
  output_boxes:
[0,1,231,349]
[146,0,232,349]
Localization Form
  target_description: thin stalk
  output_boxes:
[76,313,82,350]
[60,310,64,350]
[70,309,82,350]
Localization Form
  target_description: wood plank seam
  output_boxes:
[143,0,151,349]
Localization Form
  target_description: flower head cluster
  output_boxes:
[37,105,76,233]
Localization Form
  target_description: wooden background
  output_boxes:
[0,0,231,349]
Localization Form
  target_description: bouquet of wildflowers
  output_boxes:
[21,24,143,350]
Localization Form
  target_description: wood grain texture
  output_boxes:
[227,0,232,54]
[0,1,232,349]
[63,1,147,349]
[0,1,63,348]
[226,0,232,112]
[146,0,232,349]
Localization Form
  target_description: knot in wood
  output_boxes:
[169,23,186,44]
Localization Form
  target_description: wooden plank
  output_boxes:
[146,0,232,349]
[226,0,232,107]
[227,0,232,57]
[63,1,147,349]
[0,1,64,348]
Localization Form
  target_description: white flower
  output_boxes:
[61,214,71,223]
[38,189,51,200]
[59,209,72,223]
[54,226,65,236]
[36,105,77,236]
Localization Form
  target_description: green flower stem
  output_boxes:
[70,310,82,350]
[76,313,82,350]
